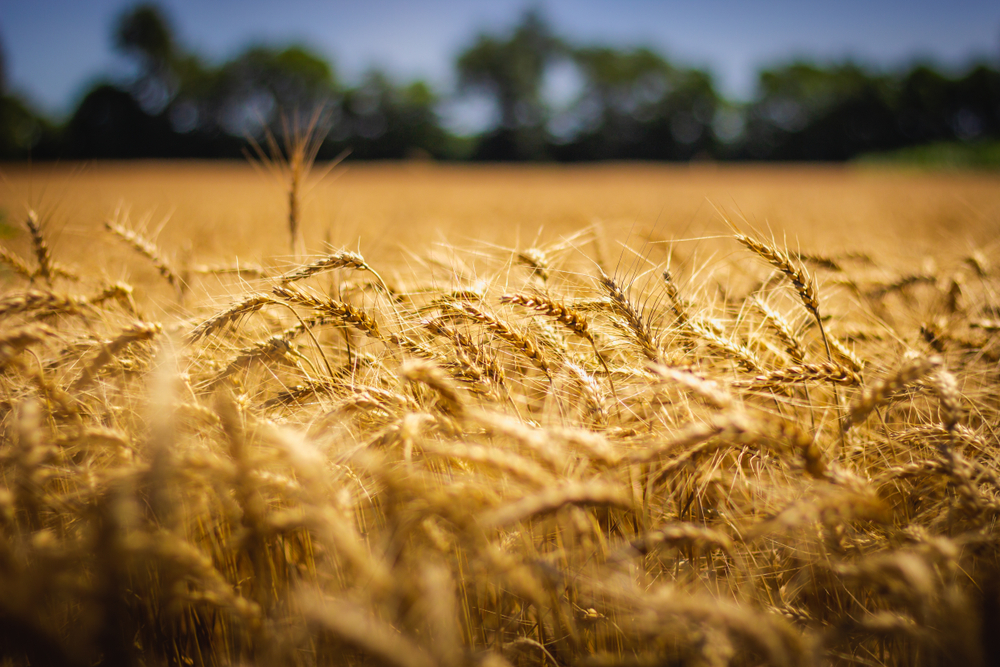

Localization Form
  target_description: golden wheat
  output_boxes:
[0,167,997,667]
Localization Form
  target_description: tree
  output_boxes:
[739,62,898,160]
[63,84,174,158]
[566,47,670,157]
[113,3,180,114]
[333,72,449,159]
[0,33,58,159]
[457,10,561,129]
[211,45,338,137]
[114,4,176,76]
[456,10,562,159]
[554,46,719,160]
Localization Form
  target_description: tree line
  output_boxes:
[2,4,998,162]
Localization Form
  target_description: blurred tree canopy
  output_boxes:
[1,2,999,163]
[550,47,719,160]
[457,10,563,159]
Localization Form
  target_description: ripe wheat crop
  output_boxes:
[0,164,999,667]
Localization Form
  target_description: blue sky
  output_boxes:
[3,0,998,128]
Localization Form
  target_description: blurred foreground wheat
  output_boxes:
[1,203,998,667]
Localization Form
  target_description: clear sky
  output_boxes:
[2,0,998,123]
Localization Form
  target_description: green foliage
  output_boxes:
[0,95,58,159]
[457,9,562,132]
[858,141,1000,170]
[114,3,175,71]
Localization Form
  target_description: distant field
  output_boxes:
[2,162,998,279]
[1,162,999,667]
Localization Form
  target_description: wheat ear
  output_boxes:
[970,319,999,332]
[481,481,632,528]
[105,218,182,290]
[0,323,56,369]
[929,367,961,434]
[189,293,278,342]
[662,269,691,325]
[299,594,437,667]
[516,247,551,282]
[501,292,617,399]
[735,232,820,319]
[689,321,762,373]
[447,301,550,375]
[189,263,267,278]
[792,250,843,271]
[210,336,301,386]
[648,363,733,409]
[73,322,161,389]
[0,290,87,319]
[273,284,382,340]
[278,250,372,283]
[733,362,860,390]
[24,209,53,285]
[422,441,554,487]
[401,359,465,416]
[599,271,659,362]
[751,298,806,363]
[262,379,338,409]
[501,293,591,342]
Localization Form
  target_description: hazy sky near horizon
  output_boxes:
[3,0,998,123]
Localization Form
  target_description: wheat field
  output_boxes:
[1,162,999,667]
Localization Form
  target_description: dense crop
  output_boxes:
[0,167,998,667]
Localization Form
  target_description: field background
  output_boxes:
[3,163,999,282]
